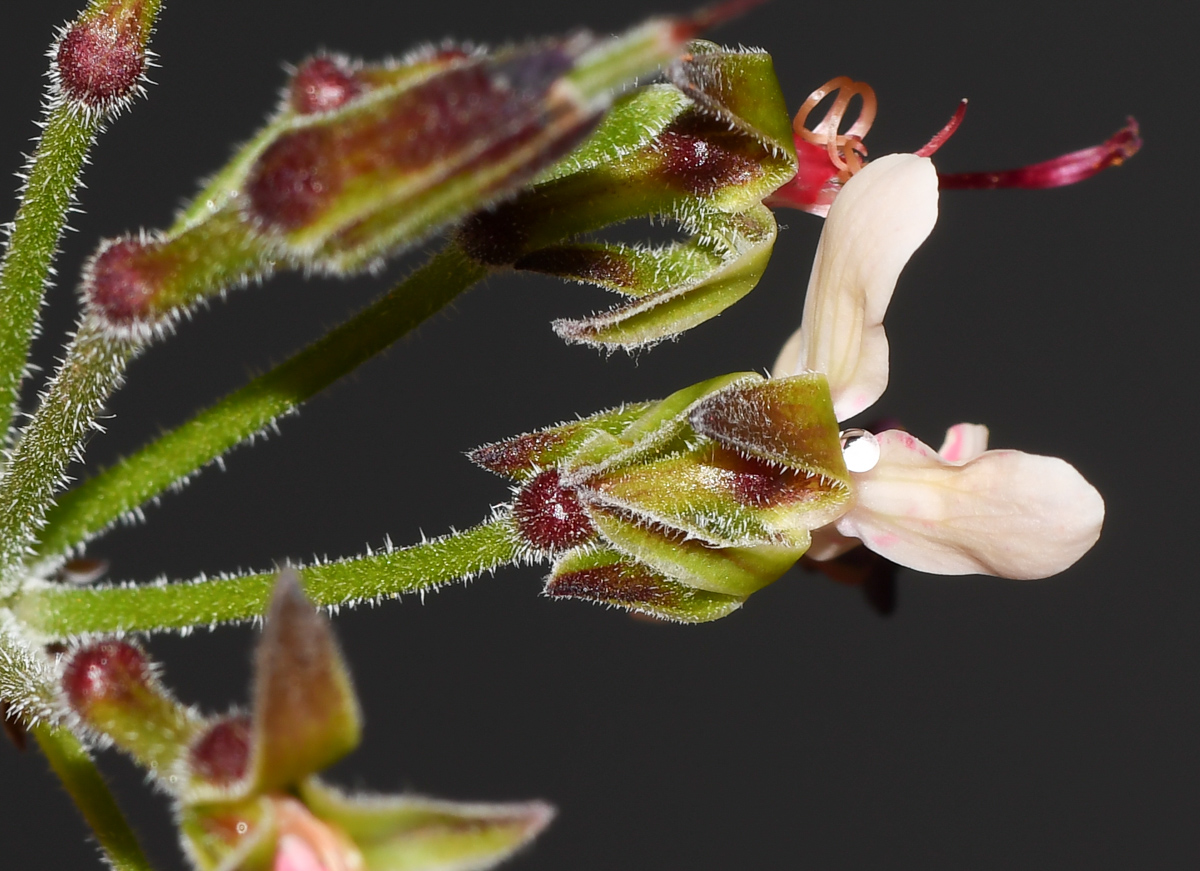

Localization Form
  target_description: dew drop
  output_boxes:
[840,428,880,473]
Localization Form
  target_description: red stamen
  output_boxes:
[916,99,968,157]
[794,76,877,177]
[938,117,1141,190]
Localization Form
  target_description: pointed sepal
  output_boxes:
[300,778,553,871]
[249,569,362,795]
[546,546,743,623]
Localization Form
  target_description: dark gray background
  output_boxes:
[2,0,1195,868]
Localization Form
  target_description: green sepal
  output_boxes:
[467,402,653,482]
[300,779,553,871]
[569,372,757,473]
[550,204,777,348]
[179,796,273,871]
[248,570,362,795]
[588,508,802,598]
[457,44,797,349]
[545,545,743,623]
[689,374,852,486]
[582,442,837,548]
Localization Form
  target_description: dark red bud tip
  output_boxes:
[290,56,363,114]
[189,715,252,786]
[55,13,146,111]
[62,640,151,712]
[84,236,166,328]
[513,469,596,553]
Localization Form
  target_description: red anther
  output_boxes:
[915,99,968,157]
[794,76,877,177]
[62,640,150,711]
[513,469,596,553]
[85,237,166,325]
[290,57,363,115]
[938,117,1142,190]
[190,716,252,786]
[55,13,145,110]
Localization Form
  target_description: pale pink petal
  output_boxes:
[836,430,1104,579]
[773,153,939,421]
[805,524,861,562]
[275,836,329,871]
[938,423,989,464]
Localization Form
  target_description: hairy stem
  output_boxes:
[36,245,488,561]
[32,724,156,871]
[20,515,522,638]
[0,103,99,436]
[0,0,164,436]
[0,320,137,594]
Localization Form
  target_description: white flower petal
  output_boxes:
[938,423,989,464]
[836,429,1105,579]
[773,153,939,421]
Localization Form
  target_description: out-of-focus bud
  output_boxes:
[471,372,850,621]
[458,42,798,350]
[176,571,554,871]
[81,13,725,338]
[53,0,158,116]
[61,639,201,776]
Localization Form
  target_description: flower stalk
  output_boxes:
[31,724,155,871]
[0,0,162,434]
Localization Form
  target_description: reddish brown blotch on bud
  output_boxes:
[512,469,596,554]
[61,638,152,713]
[289,56,364,115]
[82,235,169,330]
[189,715,252,787]
[53,0,156,114]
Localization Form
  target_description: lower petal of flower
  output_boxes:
[836,429,1104,579]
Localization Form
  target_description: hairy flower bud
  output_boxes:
[52,0,158,115]
[473,372,850,621]
[62,639,200,773]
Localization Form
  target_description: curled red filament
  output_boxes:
[794,76,878,179]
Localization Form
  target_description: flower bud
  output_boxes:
[189,715,252,788]
[61,639,200,774]
[474,372,851,621]
[53,0,157,115]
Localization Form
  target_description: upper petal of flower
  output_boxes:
[835,428,1104,579]
[774,153,939,421]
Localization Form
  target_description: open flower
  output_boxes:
[773,152,1104,579]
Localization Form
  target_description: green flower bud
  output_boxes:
[472,373,850,621]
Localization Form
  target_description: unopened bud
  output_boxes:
[512,469,596,554]
[53,0,157,114]
[289,56,363,115]
[62,639,199,773]
[189,715,252,788]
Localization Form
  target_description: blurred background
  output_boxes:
[2,0,1195,867]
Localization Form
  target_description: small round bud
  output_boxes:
[55,13,146,112]
[62,640,150,712]
[840,428,880,473]
[84,236,165,329]
[189,715,252,786]
[513,469,596,553]
[290,56,363,114]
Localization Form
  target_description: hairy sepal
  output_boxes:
[546,545,743,623]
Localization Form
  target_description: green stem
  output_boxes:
[0,102,101,439]
[20,515,522,638]
[0,0,164,437]
[32,724,155,871]
[0,319,137,594]
[36,245,488,561]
